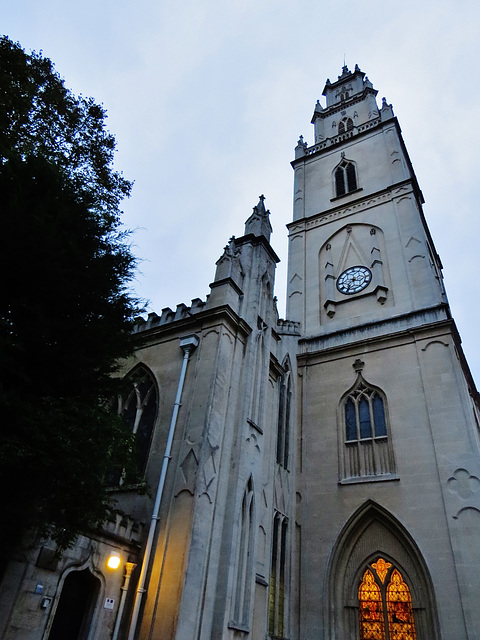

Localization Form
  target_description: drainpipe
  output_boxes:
[126,335,199,640]
[112,561,136,640]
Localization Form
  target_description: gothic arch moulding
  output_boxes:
[319,223,391,320]
[45,557,105,640]
[338,367,395,481]
[326,501,440,640]
[332,156,358,197]
[116,363,160,481]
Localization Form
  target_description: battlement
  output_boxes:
[276,318,301,336]
[102,509,144,544]
[133,297,207,333]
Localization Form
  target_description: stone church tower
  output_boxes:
[288,64,480,639]
[1,65,479,640]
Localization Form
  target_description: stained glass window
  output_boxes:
[359,397,372,438]
[359,570,385,640]
[387,569,417,640]
[373,394,387,437]
[344,384,387,442]
[358,560,417,640]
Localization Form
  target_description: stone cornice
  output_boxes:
[287,180,415,236]
[293,115,385,166]
[296,308,479,405]
[311,87,378,123]
[296,305,452,362]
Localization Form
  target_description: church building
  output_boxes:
[1,64,479,640]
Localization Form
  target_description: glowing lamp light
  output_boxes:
[107,552,121,570]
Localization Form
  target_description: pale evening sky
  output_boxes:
[4,0,480,384]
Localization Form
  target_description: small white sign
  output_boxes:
[104,598,115,610]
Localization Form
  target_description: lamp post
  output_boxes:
[112,561,136,640]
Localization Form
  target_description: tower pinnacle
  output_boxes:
[244,194,272,241]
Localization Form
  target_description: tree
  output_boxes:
[0,36,141,560]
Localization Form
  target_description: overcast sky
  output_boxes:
[4,0,480,384]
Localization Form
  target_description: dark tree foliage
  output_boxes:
[0,36,141,559]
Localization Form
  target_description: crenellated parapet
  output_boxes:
[101,509,144,545]
[276,318,301,336]
[133,298,207,333]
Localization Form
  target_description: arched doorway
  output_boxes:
[48,569,100,640]
[326,501,440,640]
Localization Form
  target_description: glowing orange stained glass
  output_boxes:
[372,558,392,583]
[358,570,384,640]
[386,569,417,640]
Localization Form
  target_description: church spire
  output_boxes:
[244,194,272,241]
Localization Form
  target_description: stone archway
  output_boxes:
[326,501,439,640]
[48,569,100,640]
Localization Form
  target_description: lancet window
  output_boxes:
[276,360,292,469]
[269,511,288,638]
[340,372,395,481]
[110,365,157,485]
[232,478,255,629]
[358,559,417,640]
[334,159,357,197]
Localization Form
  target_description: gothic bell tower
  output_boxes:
[287,64,447,335]
[288,66,480,640]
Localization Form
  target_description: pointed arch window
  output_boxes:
[338,117,354,134]
[341,371,395,481]
[358,559,417,640]
[231,478,255,630]
[276,359,292,469]
[110,366,158,485]
[334,159,358,197]
[269,511,288,638]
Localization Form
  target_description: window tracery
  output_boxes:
[358,560,417,640]
[109,365,157,485]
[340,372,395,481]
[334,159,357,197]
[338,117,354,134]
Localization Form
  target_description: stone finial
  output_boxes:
[223,236,236,257]
[257,194,266,213]
[296,135,307,148]
[381,97,395,120]
[364,75,373,89]
[353,358,365,373]
[295,135,307,158]
[244,195,273,241]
